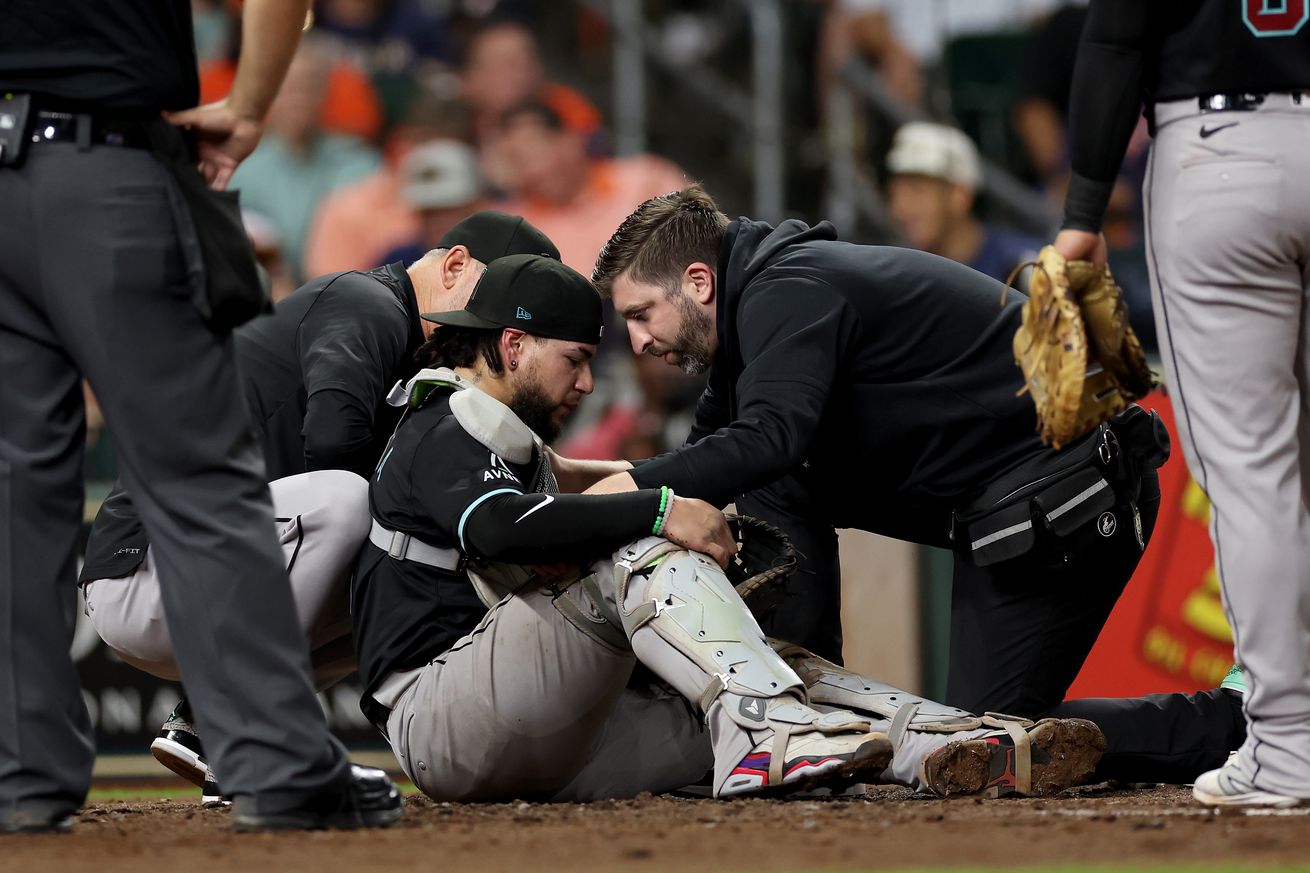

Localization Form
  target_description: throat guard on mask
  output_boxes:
[386,367,541,464]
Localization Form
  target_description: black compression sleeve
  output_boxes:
[462,489,663,564]
[1063,0,1152,232]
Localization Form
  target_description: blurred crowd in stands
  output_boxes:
[86,0,1154,481]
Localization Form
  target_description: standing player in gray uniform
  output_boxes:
[1053,0,1310,808]
[353,254,1107,802]
[0,0,402,832]
[80,212,558,803]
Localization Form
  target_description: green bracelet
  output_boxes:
[652,486,671,535]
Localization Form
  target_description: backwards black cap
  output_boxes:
[437,211,560,264]
[422,254,603,344]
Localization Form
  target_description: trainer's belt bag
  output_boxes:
[950,405,1170,567]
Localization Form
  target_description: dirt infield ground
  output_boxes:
[5,785,1310,873]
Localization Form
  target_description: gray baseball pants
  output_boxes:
[84,470,369,691]
[382,554,979,801]
[0,139,348,827]
[1145,93,1310,797]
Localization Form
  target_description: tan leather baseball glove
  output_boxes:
[1009,246,1155,449]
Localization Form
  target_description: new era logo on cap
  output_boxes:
[420,254,602,344]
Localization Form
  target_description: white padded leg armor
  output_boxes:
[772,640,1034,747]
[614,538,878,794]
[770,641,1049,790]
[615,537,803,708]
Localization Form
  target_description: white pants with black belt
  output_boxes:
[1145,92,1310,796]
[83,470,369,691]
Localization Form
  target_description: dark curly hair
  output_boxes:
[414,325,506,374]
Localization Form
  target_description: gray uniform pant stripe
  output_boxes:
[84,470,370,691]
[1145,95,1310,796]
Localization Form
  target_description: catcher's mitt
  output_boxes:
[724,514,799,620]
[1008,246,1155,449]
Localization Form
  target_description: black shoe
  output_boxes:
[0,811,74,835]
[231,765,404,832]
[150,699,210,789]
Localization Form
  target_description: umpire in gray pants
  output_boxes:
[0,0,399,833]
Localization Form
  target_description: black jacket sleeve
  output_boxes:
[1062,0,1153,232]
[461,490,663,564]
[685,367,732,445]
[298,288,408,477]
[630,276,858,507]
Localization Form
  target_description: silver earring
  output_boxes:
[510,359,518,369]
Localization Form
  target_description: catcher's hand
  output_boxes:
[1008,245,1155,449]
[725,514,799,620]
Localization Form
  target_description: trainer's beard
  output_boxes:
[509,376,563,443]
[669,292,714,376]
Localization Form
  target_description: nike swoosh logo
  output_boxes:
[514,494,554,523]
[1200,122,1239,139]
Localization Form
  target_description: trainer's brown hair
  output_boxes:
[592,184,730,298]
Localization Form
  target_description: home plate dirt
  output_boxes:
[4,785,1310,873]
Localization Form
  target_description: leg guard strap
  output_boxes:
[980,712,1035,795]
[616,537,803,712]
[774,639,983,737]
[718,693,873,787]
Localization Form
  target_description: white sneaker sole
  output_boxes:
[1193,783,1304,809]
[150,736,210,788]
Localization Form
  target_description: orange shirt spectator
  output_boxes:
[304,171,419,275]
[492,100,686,276]
[304,93,475,276]
[506,156,687,277]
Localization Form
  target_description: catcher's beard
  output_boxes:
[667,290,714,376]
[509,368,564,443]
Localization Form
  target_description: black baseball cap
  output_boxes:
[438,211,560,264]
[422,254,603,344]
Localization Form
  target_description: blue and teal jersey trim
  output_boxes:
[457,488,523,553]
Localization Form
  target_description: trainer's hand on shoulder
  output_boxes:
[1052,229,1108,266]
[163,100,265,191]
[661,496,738,569]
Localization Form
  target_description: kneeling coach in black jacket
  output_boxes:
[587,184,1164,715]
[579,185,1246,785]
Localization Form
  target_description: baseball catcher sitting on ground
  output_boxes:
[352,254,1107,801]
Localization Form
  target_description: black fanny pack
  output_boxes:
[950,406,1170,567]
[144,121,270,332]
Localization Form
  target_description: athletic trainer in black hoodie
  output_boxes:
[576,185,1244,784]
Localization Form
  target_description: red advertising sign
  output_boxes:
[1066,393,1235,698]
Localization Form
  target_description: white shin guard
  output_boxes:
[613,538,873,794]
[615,537,803,707]
[772,641,980,744]
[772,641,1030,789]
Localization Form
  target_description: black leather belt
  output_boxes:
[1198,91,1306,112]
[30,109,151,149]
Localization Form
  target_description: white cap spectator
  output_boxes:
[886,121,983,189]
[400,141,481,210]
